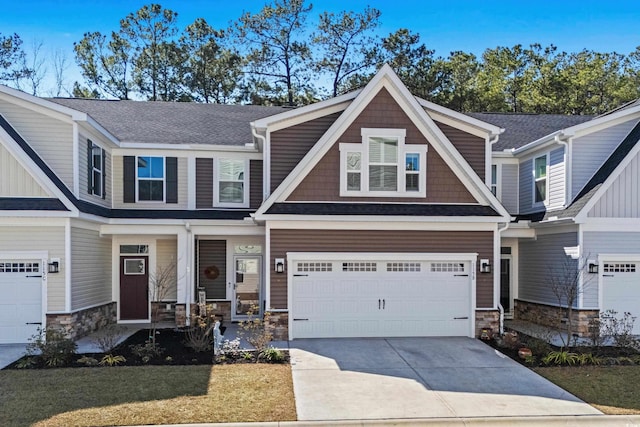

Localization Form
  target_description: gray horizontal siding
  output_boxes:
[518,232,578,307]
[519,159,533,213]
[501,163,518,214]
[588,149,640,217]
[548,147,565,210]
[572,118,639,199]
[71,227,112,310]
[0,98,74,190]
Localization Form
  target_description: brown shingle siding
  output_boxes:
[269,229,494,310]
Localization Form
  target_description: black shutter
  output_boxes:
[101,149,106,199]
[123,156,135,203]
[166,157,178,204]
[87,140,93,194]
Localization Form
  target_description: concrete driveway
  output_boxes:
[0,344,28,369]
[289,337,601,421]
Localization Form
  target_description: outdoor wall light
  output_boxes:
[588,260,598,274]
[274,258,285,273]
[480,259,491,273]
[48,259,60,273]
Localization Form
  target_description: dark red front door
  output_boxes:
[120,256,149,320]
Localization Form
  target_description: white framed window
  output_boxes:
[214,158,249,207]
[490,164,497,196]
[137,156,165,202]
[124,258,146,275]
[89,140,103,197]
[533,154,548,205]
[340,128,427,197]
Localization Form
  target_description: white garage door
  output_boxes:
[602,261,640,335]
[290,256,473,339]
[0,260,43,344]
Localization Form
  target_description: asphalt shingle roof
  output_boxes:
[48,98,288,146]
[468,112,595,151]
[0,197,68,211]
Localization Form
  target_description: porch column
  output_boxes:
[176,226,192,324]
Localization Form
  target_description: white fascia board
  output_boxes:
[574,136,640,223]
[265,219,497,231]
[83,117,120,146]
[101,222,263,236]
[501,225,536,239]
[257,215,503,225]
[492,151,518,162]
[0,85,86,122]
[251,91,359,130]
[416,97,503,136]
[0,126,78,214]
[256,64,511,220]
[512,131,562,156]
[562,109,640,138]
[113,144,259,153]
[531,222,579,235]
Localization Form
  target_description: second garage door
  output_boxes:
[602,260,640,335]
[290,255,474,339]
[0,260,43,344]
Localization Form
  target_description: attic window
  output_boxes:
[339,128,426,197]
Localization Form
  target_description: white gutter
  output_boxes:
[251,126,269,203]
[512,131,562,156]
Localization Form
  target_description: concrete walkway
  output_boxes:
[289,337,601,421]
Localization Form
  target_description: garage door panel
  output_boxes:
[291,258,473,339]
[602,261,640,335]
[0,261,42,344]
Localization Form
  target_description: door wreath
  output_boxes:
[204,265,220,280]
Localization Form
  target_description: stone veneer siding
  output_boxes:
[151,301,177,322]
[475,310,500,337]
[514,299,599,337]
[176,302,232,327]
[46,302,116,340]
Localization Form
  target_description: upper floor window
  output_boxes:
[87,140,105,198]
[137,156,164,201]
[215,158,249,207]
[340,128,427,197]
[533,154,548,204]
[490,164,497,196]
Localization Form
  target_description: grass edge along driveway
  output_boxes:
[535,365,640,415]
[0,364,297,427]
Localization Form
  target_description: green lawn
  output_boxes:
[0,364,297,427]
[535,366,640,415]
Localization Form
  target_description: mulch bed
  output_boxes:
[5,328,288,369]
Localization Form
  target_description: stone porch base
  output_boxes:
[175,302,232,327]
[46,302,117,340]
[514,299,599,337]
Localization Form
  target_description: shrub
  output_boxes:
[99,354,126,366]
[26,327,77,367]
[77,356,99,366]
[238,306,273,356]
[260,347,285,363]
[91,324,126,353]
[220,338,242,359]
[129,341,163,363]
[524,337,552,357]
[600,310,638,349]
[14,357,36,369]
[576,353,602,366]
[184,313,216,353]
[542,350,579,366]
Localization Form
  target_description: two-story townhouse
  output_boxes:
[0,66,513,343]
[479,103,640,335]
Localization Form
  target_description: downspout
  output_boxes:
[497,222,510,335]
[185,221,192,326]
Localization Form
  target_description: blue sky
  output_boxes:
[2,0,640,95]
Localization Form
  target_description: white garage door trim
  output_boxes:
[287,252,477,339]
[0,251,48,344]
[598,254,640,335]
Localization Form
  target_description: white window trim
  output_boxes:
[90,141,103,197]
[532,153,549,207]
[490,164,502,200]
[214,158,250,208]
[339,128,427,197]
[136,156,166,203]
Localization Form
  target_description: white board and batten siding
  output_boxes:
[572,118,639,200]
[519,232,579,307]
[77,129,112,208]
[0,226,65,311]
[500,163,518,214]
[156,239,177,300]
[0,143,49,197]
[588,148,640,218]
[70,227,112,311]
[0,98,74,190]
[112,155,189,209]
